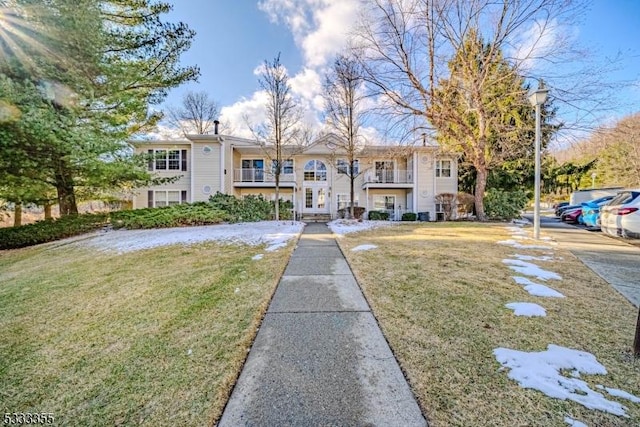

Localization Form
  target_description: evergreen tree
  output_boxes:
[0,0,198,215]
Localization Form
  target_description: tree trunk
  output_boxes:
[274,174,280,221]
[13,202,22,227]
[56,180,78,216]
[349,166,356,219]
[44,203,52,220]
[474,167,488,221]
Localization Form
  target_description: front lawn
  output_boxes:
[0,237,294,426]
[337,222,640,427]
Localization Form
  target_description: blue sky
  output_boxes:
[160,0,640,138]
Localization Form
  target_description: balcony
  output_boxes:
[233,168,296,187]
[362,170,414,188]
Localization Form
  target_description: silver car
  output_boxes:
[600,190,640,238]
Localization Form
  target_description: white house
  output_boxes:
[131,129,458,221]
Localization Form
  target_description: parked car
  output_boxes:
[600,190,640,238]
[581,195,615,229]
[561,207,583,224]
[553,201,569,213]
[556,204,581,217]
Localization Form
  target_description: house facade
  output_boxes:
[131,132,458,221]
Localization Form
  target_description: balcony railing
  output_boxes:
[234,168,295,183]
[364,170,413,184]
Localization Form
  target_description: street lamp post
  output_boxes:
[528,85,549,240]
[591,172,597,188]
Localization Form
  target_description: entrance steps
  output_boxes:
[300,213,332,223]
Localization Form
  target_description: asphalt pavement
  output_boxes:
[528,213,640,307]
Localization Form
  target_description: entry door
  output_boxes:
[303,186,328,213]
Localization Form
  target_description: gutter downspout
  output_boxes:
[219,137,225,194]
[413,152,418,213]
[190,141,194,202]
[433,155,437,219]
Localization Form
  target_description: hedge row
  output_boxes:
[110,203,229,229]
[0,213,109,250]
[1,193,295,249]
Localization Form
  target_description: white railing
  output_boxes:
[364,170,413,184]
[234,168,295,183]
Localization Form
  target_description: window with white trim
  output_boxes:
[148,190,187,207]
[272,159,294,174]
[436,160,452,177]
[337,194,359,210]
[373,195,395,211]
[148,149,187,171]
[337,159,360,175]
[303,160,327,181]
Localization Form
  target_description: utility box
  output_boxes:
[418,212,430,222]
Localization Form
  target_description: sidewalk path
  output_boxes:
[218,223,427,426]
[535,216,640,307]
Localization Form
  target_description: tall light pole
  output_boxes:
[528,85,549,240]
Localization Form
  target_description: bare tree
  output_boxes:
[165,91,221,135]
[353,0,611,220]
[323,54,367,219]
[253,54,308,220]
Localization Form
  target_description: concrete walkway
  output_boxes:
[540,221,640,308]
[218,223,427,426]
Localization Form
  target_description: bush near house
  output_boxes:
[0,213,109,250]
[110,203,230,229]
[337,206,366,219]
[401,212,417,221]
[208,192,293,222]
[368,210,389,220]
[484,188,528,220]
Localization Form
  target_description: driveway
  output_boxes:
[525,214,640,307]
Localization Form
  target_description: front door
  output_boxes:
[303,186,328,213]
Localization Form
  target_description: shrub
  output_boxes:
[209,192,275,222]
[337,206,365,219]
[368,210,389,220]
[0,213,109,249]
[484,188,528,221]
[110,203,228,229]
[401,212,417,221]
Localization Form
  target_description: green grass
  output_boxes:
[0,238,294,426]
[338,222,640,427]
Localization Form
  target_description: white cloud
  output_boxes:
[508,19,568,72]
[259,0,361,69]
[220,91,270,138]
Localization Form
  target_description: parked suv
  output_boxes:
[600,190,640,238]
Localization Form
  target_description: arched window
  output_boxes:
[303,160,327,181]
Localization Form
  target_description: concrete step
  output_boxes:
[300,214,332,222]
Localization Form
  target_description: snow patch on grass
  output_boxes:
[505,302,547,317]
[352,244,378,252]
[564,417,588,427]
[512,276,565,298]
[79,221,304,253]
[494,344,630,417]
[497,239,554,250]
[328,219,396,236]
[503,259,562,281]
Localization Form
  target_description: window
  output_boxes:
[337,159,360,175]
[241,159,264,182]
[436,160,452,178]
[375,161,394,183]
[303,160,327,181]
[337,194,359,210]
[373,195,395,211]
[148,190,187,207]
[272,159,294,174]
[148,149,187,171]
